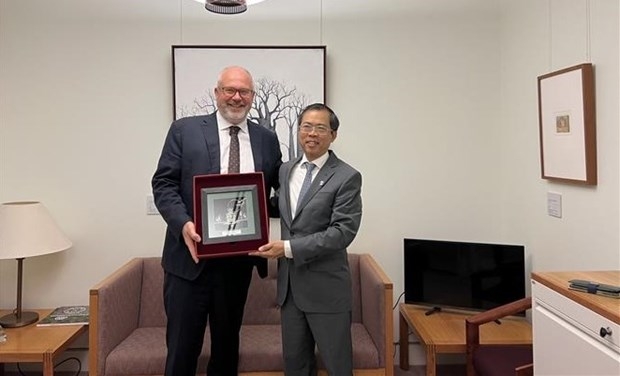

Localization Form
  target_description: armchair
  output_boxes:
[465,297,533,376]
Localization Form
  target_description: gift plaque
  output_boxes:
[193,172,269,258]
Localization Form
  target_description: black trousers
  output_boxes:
[163,257,254,376]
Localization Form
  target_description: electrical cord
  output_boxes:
[16,356,81,376]
[393,291,405,310]
[391,291,423,358]
[392,330,420,358]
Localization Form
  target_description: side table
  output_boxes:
[0,309,87,376]
[399,304,532,376]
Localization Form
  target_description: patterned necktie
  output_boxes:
[296,162,316,211]
[228,126,240,174]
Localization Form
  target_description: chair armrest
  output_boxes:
[358,254,394,376]
[515,363,534,376]
[466,297,531,328]
[89,258,146,376]
[465,297,531,376]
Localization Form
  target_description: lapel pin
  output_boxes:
[319,181,324,186]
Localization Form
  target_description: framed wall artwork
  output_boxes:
[537,63,596,185]
[172,45,326,162]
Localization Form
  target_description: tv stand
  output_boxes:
[424,306,442,316]
[398,304,532,376]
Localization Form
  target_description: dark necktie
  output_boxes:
[228,126,240,174]
[296,162,316,211]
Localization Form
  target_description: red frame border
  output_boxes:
[193,172,269,258]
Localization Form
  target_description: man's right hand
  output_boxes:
[182,221,202,263]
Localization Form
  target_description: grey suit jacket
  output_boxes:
[152,112,282,281]
[276,150,362,313]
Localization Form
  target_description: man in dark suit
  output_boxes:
[152,66,282,376]
[251,103,362,376]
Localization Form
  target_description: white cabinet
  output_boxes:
[532,280,620,376]
[531,271,620,376]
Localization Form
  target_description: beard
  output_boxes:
[219,103,250,124]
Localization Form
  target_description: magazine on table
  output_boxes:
[36,305,89,326]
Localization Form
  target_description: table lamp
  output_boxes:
[0,201,72,327]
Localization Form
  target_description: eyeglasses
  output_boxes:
[219,86,254,99]
[299,124,332,135]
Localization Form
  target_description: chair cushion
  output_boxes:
[473,345,533,376]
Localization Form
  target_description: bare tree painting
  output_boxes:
[173,46,325,162]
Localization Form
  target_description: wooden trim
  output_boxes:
[88,291,99,376]
[360,254,394,288]
[88,257,144,376]
[466,298,531,326]
[360,254,394,376]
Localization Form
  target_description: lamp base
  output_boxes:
[0,311,39,328]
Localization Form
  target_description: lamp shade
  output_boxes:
[0,201,72,260]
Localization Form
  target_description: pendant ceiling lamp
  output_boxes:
[205,0,247,14]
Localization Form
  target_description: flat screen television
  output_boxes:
[404,238,526,315]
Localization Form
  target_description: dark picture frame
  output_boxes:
[537,63,596,185]
[172,45,326,162]
[193,172,269,258]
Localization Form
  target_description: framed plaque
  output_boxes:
[193,172,269,258]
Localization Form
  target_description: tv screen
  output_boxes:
[404,238,526,315]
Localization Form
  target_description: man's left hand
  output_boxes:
[249,241,285,259]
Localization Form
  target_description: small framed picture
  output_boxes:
[193,172,268,258]
[537,63,596,185]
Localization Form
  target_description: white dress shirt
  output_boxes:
[217,112,255,174]
[284,152,329,258]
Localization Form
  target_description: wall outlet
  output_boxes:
[146,195,159,215]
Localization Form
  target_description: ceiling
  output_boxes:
[9,0,497,22]
[209,0,498,19]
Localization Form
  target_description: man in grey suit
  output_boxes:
[251,103,362,376]
[152,66,282,376]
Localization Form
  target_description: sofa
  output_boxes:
[89,253,394,376]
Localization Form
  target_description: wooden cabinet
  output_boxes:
[531,271,620,376]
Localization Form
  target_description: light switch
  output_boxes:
[146,195,160,215]
[547,192,562,218]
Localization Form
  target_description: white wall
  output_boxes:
[0,0,618,370]
[498,0,619,274]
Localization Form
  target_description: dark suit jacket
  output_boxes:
[276,150,362,312]
[152,113,282,280]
